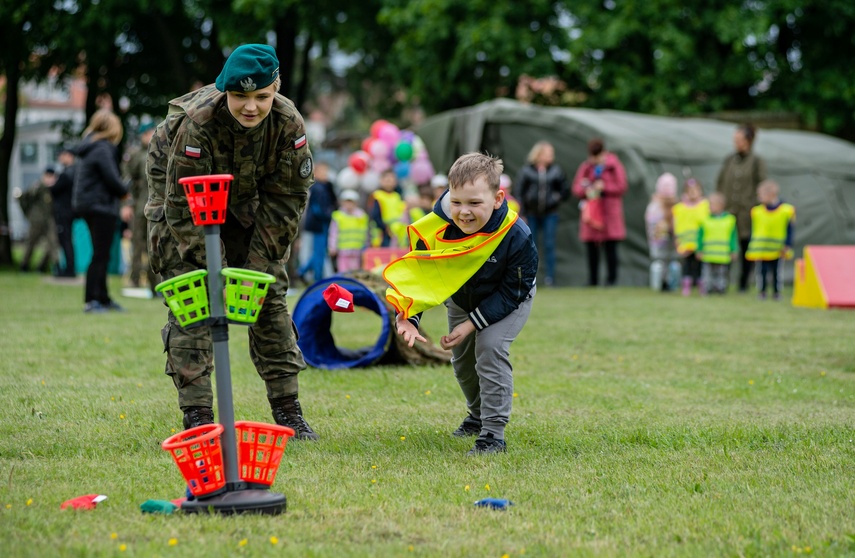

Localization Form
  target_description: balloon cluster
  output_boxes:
[338,120,435,193]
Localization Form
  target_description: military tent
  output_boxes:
[417,99,855,286]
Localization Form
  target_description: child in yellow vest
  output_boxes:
[328,189,369,273]
[697,193,738,295]
[368,170,407,247]
[386,153,537,456]
[747,180,795,300]
[672,178,710,295]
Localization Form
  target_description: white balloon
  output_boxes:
[336,167,360,190]
[360,169,381,193]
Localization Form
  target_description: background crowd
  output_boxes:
[14,113,790,306]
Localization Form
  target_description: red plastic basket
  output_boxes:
[161,424,226,498]
[234,421,295,487]
[178,174,233,226]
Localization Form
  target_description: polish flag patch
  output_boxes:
[184,146,202,158]
[294,135,307,149]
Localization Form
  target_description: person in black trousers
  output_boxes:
[52,146,77,277]
[72,110,129,313]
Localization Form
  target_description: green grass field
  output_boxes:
[0,272,853,557]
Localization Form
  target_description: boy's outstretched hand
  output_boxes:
[396,313,427,347]
[441,320,475,350]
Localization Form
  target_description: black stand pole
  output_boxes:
[181,224,286,515]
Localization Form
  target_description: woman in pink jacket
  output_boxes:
[572,138,628,286]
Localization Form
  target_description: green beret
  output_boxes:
[215,44,280,93]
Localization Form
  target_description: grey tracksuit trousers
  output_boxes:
[445,287,535,440]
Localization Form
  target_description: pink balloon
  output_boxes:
[409,158,435,185]
[370,120,389,139]
[371,157,391,173]
[369,140,390,160]
[378,123,401,146]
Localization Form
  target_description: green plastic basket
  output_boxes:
[155,270,211,327]
[221,268,276,324]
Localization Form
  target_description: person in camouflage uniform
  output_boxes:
[146,44,319,439]
[18,167,59,273]
[122,122,158,294]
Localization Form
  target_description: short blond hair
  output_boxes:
[526,141,553,164]
[83,109,123,145]
[448,152,503,192]
[758,179,779,196]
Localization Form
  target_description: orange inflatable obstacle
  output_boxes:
[792,245,855,309]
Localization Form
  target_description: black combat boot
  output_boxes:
[182,406,214,430]
[269,395,319,441]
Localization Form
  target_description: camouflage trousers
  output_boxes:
[157,217,306,410]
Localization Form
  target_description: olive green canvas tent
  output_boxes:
[417,99,855,286]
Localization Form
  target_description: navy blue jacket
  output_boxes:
[302,180,337,233]
[410,191,538,331]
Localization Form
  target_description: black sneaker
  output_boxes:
[84,301,107,314]
[182,406,214,430]
[270,395,319,440]
[452,414,482,437]
[466,433,507,456]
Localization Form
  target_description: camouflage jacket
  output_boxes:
[123,146,148,214]
[145,84,313,274]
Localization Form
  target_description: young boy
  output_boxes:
[746,180,795,300]
[385,153,538,455]
[368,169,407,247]
[697,192,738,295]
[328,189,369,273]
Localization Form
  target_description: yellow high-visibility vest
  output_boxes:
[673,199,710,254]
[409,207,427,224]
[746,203,795,261]
[384,209,518,319]
[698,214,736,264]
[331,211,369,251]
[373,190,406,224]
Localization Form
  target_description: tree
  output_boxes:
[0,2,68,266]
[375,0,575,113]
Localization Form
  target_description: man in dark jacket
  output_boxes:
[52,146,77,277]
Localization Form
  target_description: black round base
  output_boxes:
[181,489,286,515]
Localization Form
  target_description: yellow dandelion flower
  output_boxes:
[371,479,377,484]
[521,549,526,555]
[137,383,142,388]
[400,436,406,441]
[512,393,519,398]
[120,414,126,419]
[408,545,415,552]
[805,547,812,553]
[485,484,490,491]
[26,499,32,506]
[748,380,754,385]
[239,539,248,547]
[5,504,11,509]
[168,538,178,546]
[820,371,826,377]
[171,428,176,433]
[372,465,377,469]
[111,533,118,540]
[464,485,470,491]
[270,536,279,545]
[502,554,510,558]
[572,354,578,360]
[41,380,46,385]
[119,544,127,552]
[346,394,351,399]
[424,390,431,395]
[111,397,115,401]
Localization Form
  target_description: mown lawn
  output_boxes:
[0,272,853,557]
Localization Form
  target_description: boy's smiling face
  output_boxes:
[449,176,504,235]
